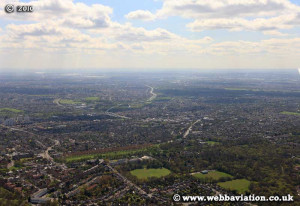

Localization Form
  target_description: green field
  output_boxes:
[0,108,23,113]
[130,104,146,109]
[9,166,23,171]
[59,99,82,105]
[218,179,251,194]
[20,158,34,163]
[193,171,232,181]
[130,168,171,179]
[0,108,23,117]
[205,141,220,145]
[65,148,149,162]
[85,97,100,101]
[280,111,300,116]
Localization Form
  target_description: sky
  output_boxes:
[0,0,300,70]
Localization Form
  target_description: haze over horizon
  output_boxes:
[1,0,300,70]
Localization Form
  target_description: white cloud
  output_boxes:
[0,0,113,29]
[206,38,300,56]
[187,15,296,32]
[1,21,119,51]
[125,10,156,21]
[263,30,289,36]
[1,12,213,55]
[151,0,300,34]
[114,26,176,42]
[0,0,300,69]
[157,0,299,19]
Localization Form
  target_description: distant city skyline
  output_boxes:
[0,0,300,70]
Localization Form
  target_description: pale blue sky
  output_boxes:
[75,0,300,42]
[0,0,300,69]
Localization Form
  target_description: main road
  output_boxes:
[40,140,60,162]
[106,164,150,197]
[183,120,201,138]
[53,98,64,107]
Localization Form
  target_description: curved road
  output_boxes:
[40,140,60,162]
[53,98,64,107]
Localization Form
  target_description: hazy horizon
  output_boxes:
[0,68,299,73]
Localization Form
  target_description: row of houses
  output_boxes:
[30,188,50,204]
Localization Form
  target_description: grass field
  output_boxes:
[193,171,232,181]
[85,97,100,101]
[65,148,149,162]
[20,158,34,163]
[59,99,82,105]
[280,111,300,116]
[0,108,23,117]
[205,141,220,145]
[217,179,251,194]
[9,166,22,171]
[0,108,23,113]
[130,168,171,179]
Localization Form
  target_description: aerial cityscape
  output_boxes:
[1,0,300,205]
[0,70,299,205]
